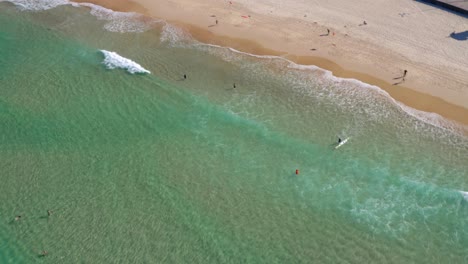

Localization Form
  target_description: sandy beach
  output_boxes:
[74,0,468,127]
[2,2,468,261]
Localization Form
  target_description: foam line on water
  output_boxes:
[100,50,150,74]
[0,0,70,11]
[197,43,467,135]
[160,23,193,45]
[155,24,468,135]
[2,0,159,32]
[7,0,466,135]
[345,176,468,236]
[73,2,160,33]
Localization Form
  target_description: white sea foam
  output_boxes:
[100,50,150,74]
[460,191,468,201]
[197,43,467,135]
[202,43,298,63]
[76,3,158,33]
[160,23,191,45]
[397,103,468,135]
[1,0,69,11]
[226,46,285,60]
[2,0,158,32]
[6,0,464,135]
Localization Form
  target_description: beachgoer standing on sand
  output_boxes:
[403,70,407,77]
[216,20,218,25]
[327,29,330,35]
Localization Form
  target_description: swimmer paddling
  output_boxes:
[335,137,349,149]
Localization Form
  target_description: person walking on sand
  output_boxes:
[216,19,218,25]
[402,70,407,81]
[327,29,330,35]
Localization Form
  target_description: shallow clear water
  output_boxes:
[0,2,467,263]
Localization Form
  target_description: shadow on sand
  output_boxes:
[449,31,468,41]
[414,0,468,17]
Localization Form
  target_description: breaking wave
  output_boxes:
[100,50,150,74]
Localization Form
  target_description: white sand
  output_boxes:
[73,0,468,125]
[231,0,468,105]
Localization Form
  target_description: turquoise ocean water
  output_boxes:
[0,1,467,263]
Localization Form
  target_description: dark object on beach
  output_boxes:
[215,20,218,25]
[392,70,408,81]
[327,29,330,35]
[449,31,468,41]
[233,83,236,88]
[184,74,187,79]
[14,215,21,221]
[363,21,367,25]
[310,48,317,51]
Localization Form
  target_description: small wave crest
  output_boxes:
[193,43,467,136]
[1,0,69,11]
[397,103,468,136]
[100,50,150,74]
[346,179,468,236]
[75,3,159,33]
[160,23,192,45]
[2,0,159,33]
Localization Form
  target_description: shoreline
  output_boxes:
[177,22,468,129]
[72,0,468,129]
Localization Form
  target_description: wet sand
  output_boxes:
[72,0,468,128]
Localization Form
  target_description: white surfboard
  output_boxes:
[335,137,350,149]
